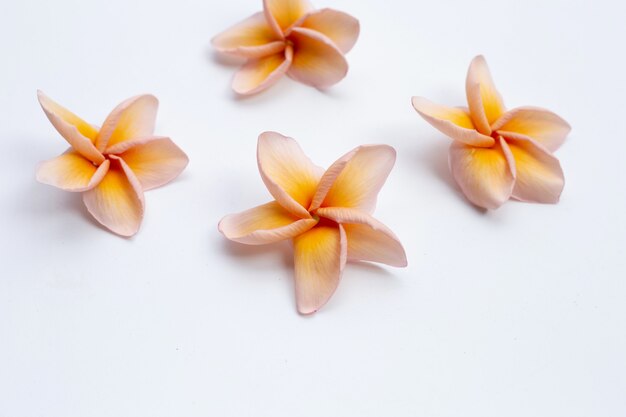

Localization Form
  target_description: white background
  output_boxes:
[1,0,625,416]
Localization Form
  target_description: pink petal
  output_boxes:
[448,137,516,209]
[95,95,159,152]
[211,12,286,59]
[264,0,313,36]
[287,27,348,89]
[293,223,346,314]
[82,156,145,237]
[465,55,506,135]
[107,136,189,191]
[257,131,324,218]
[232,46,293,95]
[492,106,571,152]
[218,201,318,245]
[316,207,407,267]
[310,145,396,214]
[37,91,105,164]
[411,96,495,147]
[505,135,565,203]
[36,150,110,192]
[296,8,360,54]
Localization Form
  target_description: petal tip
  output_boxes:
[296,304,319,315]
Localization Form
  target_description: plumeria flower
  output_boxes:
[36,91,189,236]
[412,55,571,209]
[212,0,359,95]
[219,132,407,314]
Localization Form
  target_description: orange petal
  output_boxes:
[505,135,565,203]
[257,131,324,218]
[232,46,293,95]
[219,201,318,245]
[293,223,346,314]
[95,95,158,151]
[107,136,189,190]
[264,0,313,35]
[492,107,571,152]
[287,27,348,88]
[310,145,396,214]
[36,150,110,192]
[411,96,495,147]
[211,12,285,58]
[466,55,506,135]
[316,207,407,267]
[82,156,144,236]
[297,8,360,54]
[449,137,515,209]
[37,91,104,164]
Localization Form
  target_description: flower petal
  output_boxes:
[257,131,324,218]
[466,55,506,135]
[219,201,318,245]
[492,106,571,152]
[449,137,515,209]
[211,12,285,59]
[297,8,360,54]
[411,96,495,147]
[232,46,293,95]
[36,151,110,192]
[95,95,158,152]
[293,223,346,314]
[316,207,407,267]
[82,156,144,237]
[287,27,348,89]
[264,0,313,35]
[505,135,565,203]
[107,136,189,191]
[310,145,396,214]
[37,91,105,164]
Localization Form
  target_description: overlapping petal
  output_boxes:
[36,151,110,192]
[492,107,571,152]
[293,223,346,314]
[466,55,506,135]
[448,137,516,209]
[95,95,158,151]
[505,135,565,203]
[232,46,293,95]
[264,0,313,35]
[257,131,324,218]
[411,97,494,147]
[212,12,285,58]
[297,8,360,53]
[311,145,396,213]
[219,201,318,245]
[107,136,189,190]
[316,207,407,267]
[287,27,348,88]
[82,157,144,237]
[37,91,105,164]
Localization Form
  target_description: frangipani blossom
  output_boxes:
[412,55,571,209]
[212,0,359,95]
[36,91,189,236]
[219,132,407,314]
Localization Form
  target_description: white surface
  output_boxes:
[1,0,625,416]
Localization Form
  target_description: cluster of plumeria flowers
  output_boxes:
[36,2,571,314]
